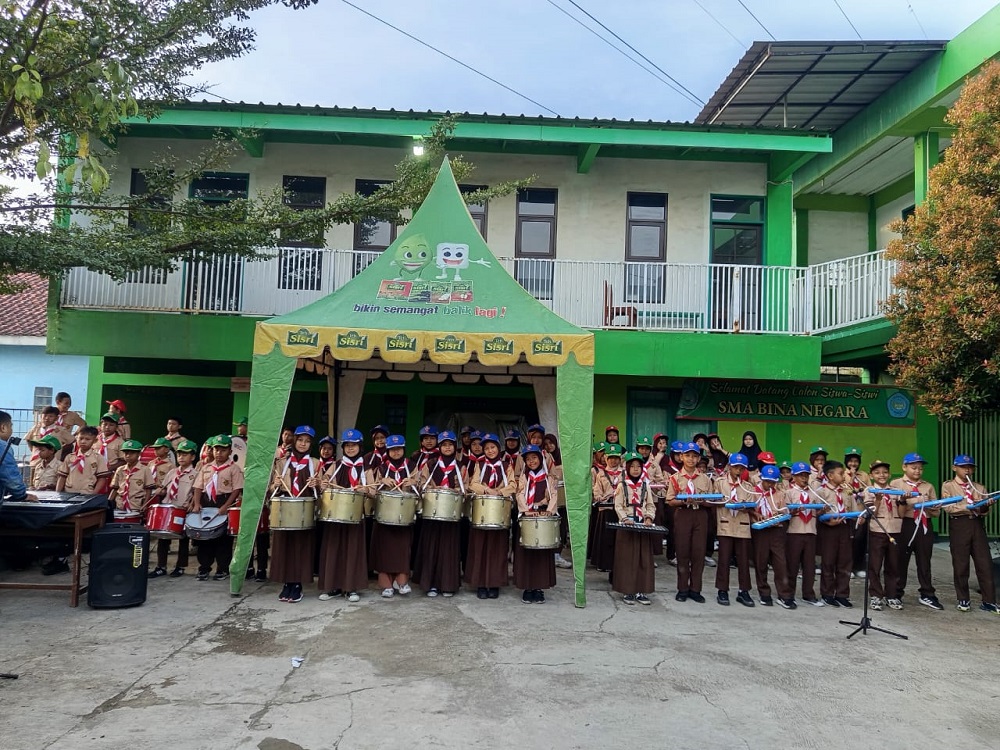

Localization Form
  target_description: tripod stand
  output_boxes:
[840,501,908,640]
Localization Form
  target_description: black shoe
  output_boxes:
[760,595,774,606]
[689,591,706,604]
[255,570,267,582]
[534,590,545,603]
[920,595,945,611]
[477,587,489,600]
[213,571,229,581]
[779,598,798,610]
[717,590,730,606]
[196,570,210,581]
[735,590,755,607]
[823,596,840,607]
[169,568,184,578]
[288,584,303,603]
[835,597,853,608]
[279,584,291,602]
[147,567,167,579]
[675,590,689,602]
[522,590,532,603]
[246,566,255,578]
[42,559,70,576]
[488,588,500,599]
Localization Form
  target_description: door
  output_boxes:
[627,388,715,448]
[711,224,763,331]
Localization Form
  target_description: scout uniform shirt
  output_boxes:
[146,456,173,490]
[469,459,517,497]
[98,432,123,469]
[844,468,870,496]
[111,463,155,511]
[750,481,787,522]
[818,482,860,520]
[862,485,903,535]
[785,484,821,535]
[614,476,656,523]
[196,460,245,507]
[942,477,989,518]
[890,476,938,533]
[58,447,110,494]
[713,474,753,539]
[593,466,625,504]
[24,421,60,458]
[516,467,559,513]
[52,410,86,449]
[29,455,62,490]
[162,465,198,508]
[665,470,715,506]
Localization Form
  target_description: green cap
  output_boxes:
[843,446,862,457]
[234,416,248,426]
[211,434,233,447]
[809,445,828,456]
[28,434,62,451]
[593,441,607,453]
[176,439,198,454]
[622,450,643,463]
[100,412,119,424]
[121,439,143,452]
[152,437,173,449]
[779,460,793,469]
[605,443,623,457]
[634,435,652,447]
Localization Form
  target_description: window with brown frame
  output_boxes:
[624,192,667,303]
[515,188,557,300]
[460,184,488,239]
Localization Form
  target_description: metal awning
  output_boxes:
[696,41,946,131]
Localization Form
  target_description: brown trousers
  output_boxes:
[867,531,897,599]
[896,517,936,598]
[752,525,791,600]
[715,535,751,592]
[673,507,708,593]
[818,523,852,598]
[949,516,996,604]
[786,532,817,600]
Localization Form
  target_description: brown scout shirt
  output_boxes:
[861,485,903,535]
[714,474,753,539]
[29,456,62,490]
[890,477,938,523]
[195,460,245,506]
[58,448,110,494]
[161,465,198,509]
[110,464,155,510]
[941,478,989,518]
[613,478,657,523]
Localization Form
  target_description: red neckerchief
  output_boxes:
[465,452,486,472]
[384,458,410,483]
[319,457,336,475]
[339,455,365,488]
[958,479,976,506]
[604,467,622,488]
[482,459,507,489]
[98,433,120,458]
[798,488,813,522]
[432,457,461,490]
[69,446,87,473]
[525,468,548,510]
[625,476,645,521]
[148,458,167,479]
[503,449,520,469]
[416,449,438,473]
[287,455,310,495]
[904,479,927,529]
[119,465,140,510]
[167,467,192,503]
[756,484,775,519]
[681,473,698,496]
[207,460,233,501]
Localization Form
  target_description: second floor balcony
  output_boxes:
[59,249,896,336]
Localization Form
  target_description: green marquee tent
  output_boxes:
[231,160,595,606]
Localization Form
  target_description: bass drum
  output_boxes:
[230,436,247,466]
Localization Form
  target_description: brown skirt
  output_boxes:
[612,528,655,595]
[411,519,462,592]
[513,524,557,590]
[370,521,413,575]
[590,507,617,571]
[269,529,316,584]
[317,522,367,593]
[464,527,510,588]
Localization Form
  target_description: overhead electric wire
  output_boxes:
[545,0,704,107]
[832,0,864,40]
[736,0,776,41]
[906,1,929,39]
[691,0,746,48]
[339,0,561,117]
[562,0,705,106]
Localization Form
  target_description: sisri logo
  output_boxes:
[434,334,466,353]
[386,333,417,351]
[287,327,319,347]
[337,330,368,349]
[483,336,514,355]
[531,336,563,356]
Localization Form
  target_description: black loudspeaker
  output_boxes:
[88,524,149,608]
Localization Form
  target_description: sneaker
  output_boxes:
[488,588,499,599]
[196,570,210,581]
[169,568,185,578]
[347,592,360,603]
[822,596,839,607]
[667,558,677,567]
[979,602,1000,614]
[522,590,532,604]
[805,597,825,607]
[675,591,689,602]
[717,590,730,606]
[957,600,971,612]
[397,583,412,596]
[919,595,944,611]
[759,595,774,607]
[814,567,821,575]
[279,584,291,602]
[689,592,706,604]
[636,594,652,606]
[535,590,545,603]
[623,594,637,605]
[477,587,489,600]
[850,571,856,579]
[778,598,797,610]
[147,567,167,579]
[735,590,755,607]
[288,584,303,603]
[246,566,255,578]
[213,571,229,581]
[392,580,401,592]
[886,598,903,610]
[442,592,454,598]
[835,597,853,608]
[427,588,439,598]
[318,590,341,601]
[381,588,394,598]
[704,556,717,568]
[554,553,572,569]
[856,570,867,579]
[870,596,883,611]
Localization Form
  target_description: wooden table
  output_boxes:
[0,508,106,607]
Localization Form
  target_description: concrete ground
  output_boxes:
[1,544,998,750]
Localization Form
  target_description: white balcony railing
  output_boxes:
[59,248,897,335]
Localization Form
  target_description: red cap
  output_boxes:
[605,425,619,433]
[758,451,776,464]
[106,399,127,413]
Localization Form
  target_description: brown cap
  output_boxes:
[868,458,890,471]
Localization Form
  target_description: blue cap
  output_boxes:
[760,464,781,482]
[460,425,475,434]
[370,424,390,436]
[505,429,521,440]
[670,440,685,453]
[340,429,363,444]
[729,453,748,467]
[481,432,501,447]
[682,442,700,454]
[386,434,405,448]
[791,461,811,475]
[469,430,483,441]
[521,444,543,457]
[438,430,457,443]
[318,435,337,447]
[903,452,927,465]
[527,423,545,435]
[953,454,976,466]
[294,425,315,437]
[419,425,438,437]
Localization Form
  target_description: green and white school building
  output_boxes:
[49,7,1000,526]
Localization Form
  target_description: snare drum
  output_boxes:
[519,515,561,549]
[184,509,229,540]
[146,504,186,539]
[470,494,512,529]
[318,488,365,524]
[375,491,418,527]
[420,487,464,522]
[270,496,316,531]
[227,506,241,536]
[113,510,142,524]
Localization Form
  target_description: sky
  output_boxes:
[192,0,1000,122]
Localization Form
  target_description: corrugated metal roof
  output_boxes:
[696,41,946,131]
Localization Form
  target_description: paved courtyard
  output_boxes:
[1,545,997,750]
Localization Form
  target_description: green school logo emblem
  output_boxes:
[434,334,466,354]
[385,333,417,352]
[287,327,319,347]
[531,336,563,356]
[337,330,368,349]
[483,336,515,355]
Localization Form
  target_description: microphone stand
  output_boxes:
[840,495,908,640]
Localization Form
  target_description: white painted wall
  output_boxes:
[875,192,915,250]
[107,137,767,265]
[807,210,869,264]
